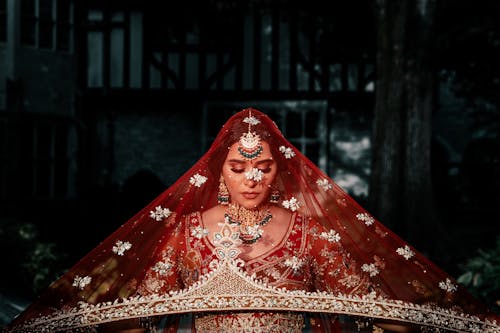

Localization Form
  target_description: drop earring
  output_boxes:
[218,175,230,205]
[269,185,281,204]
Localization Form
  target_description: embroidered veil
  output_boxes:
[5,108,500,333]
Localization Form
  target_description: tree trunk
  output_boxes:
[370,0,440,257]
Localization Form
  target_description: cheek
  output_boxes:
[223,173,240,193]
[265,170,278,185]
[262,172,277,191]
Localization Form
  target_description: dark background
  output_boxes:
[0,0,499,326]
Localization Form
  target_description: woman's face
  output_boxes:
[222,141,277,209]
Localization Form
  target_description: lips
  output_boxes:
[242,192,259,199]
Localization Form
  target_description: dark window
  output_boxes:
[0,0,6,42]
[55,0,71,50]
[21,0,36,46]
[38,0,53,48]
[20,0,72,50]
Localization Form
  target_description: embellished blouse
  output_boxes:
[137,211,373,332]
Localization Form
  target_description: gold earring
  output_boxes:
[269,185,281,204]
[218,175,230,205]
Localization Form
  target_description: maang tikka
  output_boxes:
[238,110,263,160]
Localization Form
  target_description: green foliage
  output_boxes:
[457,237,500,314]
[0,220,67,297]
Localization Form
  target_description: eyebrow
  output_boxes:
[227,158,274,165]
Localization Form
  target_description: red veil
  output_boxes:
[6,108,500,332]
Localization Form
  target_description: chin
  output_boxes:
[239,200,265,209]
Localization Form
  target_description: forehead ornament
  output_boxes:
[238,112,263,160]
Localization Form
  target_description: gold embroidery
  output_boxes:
[195,312,305,333]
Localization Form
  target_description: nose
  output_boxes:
[244,178,258,188]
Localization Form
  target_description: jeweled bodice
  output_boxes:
[138,211,371,297]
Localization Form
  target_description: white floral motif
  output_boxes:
[361,263,380,277]
[396,245,415,260]
[190,173,207,187]
[356,212,375,226]
[316,178,333,191]
[149,206,172,221]
[242,224,264,239]
[282,197,300,211]
[245,168,264,182]
[266,267,282,280]
[279,146,296,159]
[191,226,209,239]
[112,240,132,256]
[439,278,458,293]
[72,275,92,290]
[320,229,341,243]
[152,259,174,276]
[243,116,261,126]
[284,256,304,273]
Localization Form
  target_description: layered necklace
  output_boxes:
[225,203,272,245]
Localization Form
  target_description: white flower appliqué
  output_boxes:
[191,226,209,239]
[320,229,341,243]
[242,224,264,239]
[112,240,132,256]
[152,259,174,276]
[316,178,333,191]
[439,278,458,293]
[245,168,264,182]
[396,245,415,260]
[356,212,375,226]
[149,206,172,221]
[282,197,300,211]
[72,275,92,290]
[190,173,207,187]
[284,256,304,273]
[243,116,261,126]
[279,146,296,159]
[361,263,380,277]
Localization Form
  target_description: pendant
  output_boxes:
[239,224,264,244]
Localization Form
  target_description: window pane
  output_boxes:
[39,20,53,48]
[21,0,36,45]
[286,111,302,137]
[56,0,71,50]
[39,0,52,19]
[305,111,318,137]
[39,0,53,48]
[56,24,70,50]
[0,0,6,42]
[306,142,319,165]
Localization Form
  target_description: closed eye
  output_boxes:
[259,167,272,173]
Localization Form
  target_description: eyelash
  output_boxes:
[230,167,272,174]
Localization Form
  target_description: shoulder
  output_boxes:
[201,205,225,220]
[200,205,226,230]
[269,205,292,222]
[270,206,318,228]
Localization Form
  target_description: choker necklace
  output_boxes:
[225,203,272,244]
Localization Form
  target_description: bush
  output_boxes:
[0,220,67,298]
[457,236,500,314]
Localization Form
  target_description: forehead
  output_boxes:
[226,141,273,162]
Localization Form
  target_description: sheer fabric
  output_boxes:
[6,108,500,332]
